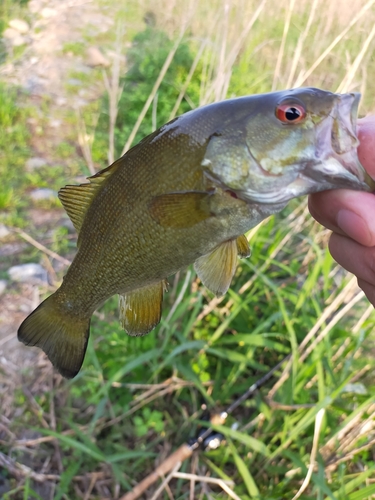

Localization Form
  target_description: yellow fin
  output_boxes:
[119,280,168,336]
[58,160,122,234]
[236,234,251,258]
[18,293,90,378]
[194,239,238,297]
[149,192,213,228]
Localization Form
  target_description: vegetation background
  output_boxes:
[1,0,375,498]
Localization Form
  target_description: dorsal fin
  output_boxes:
[58,160,122,235]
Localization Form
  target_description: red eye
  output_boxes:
[275,103,306,123]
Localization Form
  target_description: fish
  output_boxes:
[18,87,374,378]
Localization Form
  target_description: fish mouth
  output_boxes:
[239,92,375,205]
[311,92,374,189]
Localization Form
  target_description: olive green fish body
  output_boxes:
[57,99,274,313]
[18,88,373,378]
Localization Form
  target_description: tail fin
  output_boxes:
[18,293,90,378]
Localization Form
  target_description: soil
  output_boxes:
[0,0,113,371]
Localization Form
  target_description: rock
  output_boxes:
[8,263,48,283]
[28,0,44,14]
[0,224,11,239]
[67,78,82,87]
[30,188,57,201]
[0,63,14,75]
[9,19,30,34]
[0,280,7,294]
[3,28,19,40]
[25,157,47,171]
[41,8,58,18]
[24,75,46,94]
[343,383,368,395]
[3,29,26,46]
[85,46,110,67]
[56,97,67,106]
[49,119,61,128]
[12,36,27,47]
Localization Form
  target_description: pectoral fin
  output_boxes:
[118,280,168,336]
[149,192,213,228]
[194,239,238,297]
[236,234,251,258]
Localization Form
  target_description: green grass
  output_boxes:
[0,84,30,215]
[1,0,375,498]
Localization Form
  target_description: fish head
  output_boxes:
[202,88,374,206]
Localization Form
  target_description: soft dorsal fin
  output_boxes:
[58,160,122,235]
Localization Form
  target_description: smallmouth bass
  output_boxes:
[18,88,374,378]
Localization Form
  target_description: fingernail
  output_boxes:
[337,209,371,245]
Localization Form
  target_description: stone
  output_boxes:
[28,0,44,14]
[0,224,11,239]
[8,263,48,283]
[49,119,62,128]
[9,19,30,34]
[85,46,110,68]
[3,29,26,46]
[30,188,57,201]
[41,8,58,18]
[3,28,19,40]
[12,36,27,47]
[0,280,7,294]
[56,97,67,106]
[343,383,368,395]
[25,157,47,171]
[67,78,82,86]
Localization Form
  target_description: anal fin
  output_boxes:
[119,280,168,336]
[194,239,238,297]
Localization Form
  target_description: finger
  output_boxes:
[329,233,375,284]
[358,116,375,178]
[308,190,375,247]
[357,278,375,308]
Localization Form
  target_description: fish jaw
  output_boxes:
[203,89,374,207]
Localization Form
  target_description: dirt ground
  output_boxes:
[0,0,114,379]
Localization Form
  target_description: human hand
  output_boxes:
[308,116,375,306]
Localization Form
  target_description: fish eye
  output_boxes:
[275,102,306,124]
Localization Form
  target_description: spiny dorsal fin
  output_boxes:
[58,160,122,235]
[194,239,238,297]
[119,280,168,336]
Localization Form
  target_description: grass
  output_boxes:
[1,0,375,499]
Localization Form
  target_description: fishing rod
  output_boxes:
[120,354,289,500]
